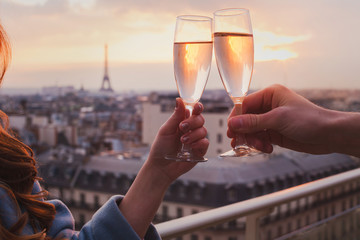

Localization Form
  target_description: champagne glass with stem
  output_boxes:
[213,8,258,157]
[165,15,213,162]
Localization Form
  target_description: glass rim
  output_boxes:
[213,8,249,17]
[176,15,212,22]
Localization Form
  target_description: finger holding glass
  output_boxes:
[213,8,258,157]
[165,15,213,162]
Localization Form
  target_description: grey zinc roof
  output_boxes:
[179,153,300,185]
[285,152,355,172]
[82,155,144,178]
[78,149,357,187]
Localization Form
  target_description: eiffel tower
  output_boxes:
[100,44,114,93]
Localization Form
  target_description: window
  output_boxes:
[227,189,237,202]
[287,222,292,233]
[286,176,293,187]
[65,168,73,180]
[80,193,86,206]
[49,166,57,177]
[165,188,171,197]
[111,177,117,189]
[296,200,301,213]
[59,187,64,199]
[265,182,274,194]
[228,220,237,229]
[317,209,322,221]
[342,200,346,211]
[277,226,283,237]
[122,179,130,192]
[94,195,100,209]
[96,175,102,187]
[178,185,186,198]
[79,213,85,227]
[350,214,354,231]
[278,179,284,190]
[217,133,222,143]
[193,187,201,200]
[324,206,328,218]
[177,207,183,218]
[82,174,88,185]
[306,215,310,225]
[350,197,354,208]
[267,230,272,240]
[297,218,302,229]
[219,119,223,127]
[296,174,303,185]
[192,209,198,215]
[286,203,291,217]
[305,197,310,210]
[190,234,198,240]
[342,219,346,235]
[162,205,168,220]
[331,204,336,215]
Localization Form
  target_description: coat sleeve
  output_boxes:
[47,196,161,240]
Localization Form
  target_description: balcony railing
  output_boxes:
[155,167,360,240]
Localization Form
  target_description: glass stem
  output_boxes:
[179,103,194,155]
[233,101,247,150]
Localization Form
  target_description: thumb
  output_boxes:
[158,98,186,135]
[228,110,279,133]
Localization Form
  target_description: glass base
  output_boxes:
[220,145,260,158]
[165,152,208,162]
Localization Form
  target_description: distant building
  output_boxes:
[141,99,230,158]
[42,86,76,96]
[31,115,49,127]
[8,115,27,130]
[38,125,77,147]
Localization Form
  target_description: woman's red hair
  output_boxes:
[0,23,57,239]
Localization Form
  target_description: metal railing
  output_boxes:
[155,168,360,240]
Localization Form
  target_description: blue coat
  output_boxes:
[0,182,161,240]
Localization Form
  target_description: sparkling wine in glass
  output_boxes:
[165,15,213,162]
[214,8,258,157]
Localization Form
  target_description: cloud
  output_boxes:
[69,0,96,11]
[254,30,312,61]
[4,0,47,7]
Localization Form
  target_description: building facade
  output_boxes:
[142,101,230,158]
[39,150,359,240]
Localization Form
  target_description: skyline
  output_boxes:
[0,0,360,92]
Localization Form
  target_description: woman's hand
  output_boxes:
[119,98,208,238]
[146,98,209,182]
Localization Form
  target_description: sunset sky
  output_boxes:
[0,0,359,92]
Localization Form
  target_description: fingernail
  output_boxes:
[181,136,189,143]
[180,122,189,132]
[197,104,202,112]
[175,99,179,110]
[230,118,243,129]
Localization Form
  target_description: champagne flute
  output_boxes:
[165,15,213,162]
[213,8,258,157]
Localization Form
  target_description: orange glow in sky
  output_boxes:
[1,0,359,91]
[254,30,311,62]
